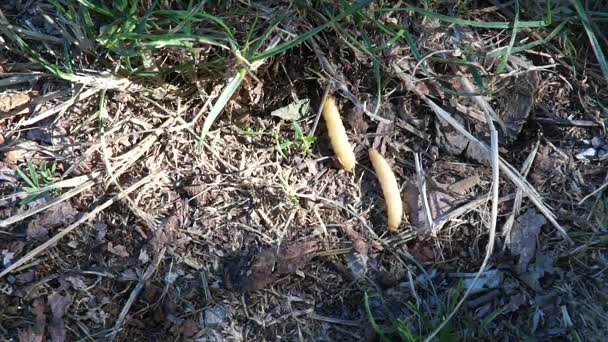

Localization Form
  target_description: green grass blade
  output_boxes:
[486,20,567,58]
[360,31,382,115]
[247,13,288,57]
[196,68,247,149]
[376,3,551,29]
[364,293,391,342]
[16,167,37,189]
[251,0,373,62]
[496,0,520,74]
[27,163,39,188]
[136,0,158,33]
[76,0,112,17]
[376,28,405,51]
[572,0,608,82]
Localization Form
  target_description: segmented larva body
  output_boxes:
[369,148,402,231]
[322,96,356,172]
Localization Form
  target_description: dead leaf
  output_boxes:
[138,249,150,264]
[18,298,46,342]
[521,251,555,291]
[107,242,130,258]
[249,82,263,105]
[239,240,319,292]
[449,78,466,93]
[27,202,78,239]
[26,224,48,241]
[404,180,419,227]
[460,269,503,293]
[448,175,481,195]
[176,319,198,338]
[500,71,538,141]
[150,215,178,254]
[409,238,435,263]
[19,329,43,342]
[341,224,369,257]
[65,276,86,290]
[415,81,431,95]
[347,106,369,133]
[531,145,566,186]
[48,293,72,342]
[509,209,546,273]
[435,115,469,156]
[0,92,32,114]
[427,189,456,221]
[372,120,393,150]
[0,160,17,183]
[238,247,276,292]
[271,98,310,121]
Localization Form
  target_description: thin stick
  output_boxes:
[0,172,161,279]
[579,173,608,204]
[311,84,331,136]
[107,247,165,341]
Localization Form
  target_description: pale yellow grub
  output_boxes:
[369,148,403,231]
[322,96,356,172]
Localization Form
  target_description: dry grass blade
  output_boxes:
[112,118,175,178]
[107,216,176,340]
[17,87,99,127]
[503,140,541,240]
[97,90,156,228]
[393,63,573,244]
[424,91,501,342]
[0,172,163,279]
[107,249,164,341]
[414,153,433,233]
[0,172,101,203]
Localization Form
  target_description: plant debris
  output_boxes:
[0,1,606,340]
[238,240,319,292]
[509,209,546,273]
[271,98,310,122]
[47,293,72,342]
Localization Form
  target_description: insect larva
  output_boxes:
[322,96,355,172]
[369,148,402,231]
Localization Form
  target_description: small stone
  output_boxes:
[591,136,605,148]
[575,147,596,160]
[345,253,367,279]
[204,305,227,328]
[164,272,179,284]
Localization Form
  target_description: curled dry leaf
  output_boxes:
[271,98,310,122]
[238,240,319,292]
[107,242,130,258]
[0,91,32,114]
